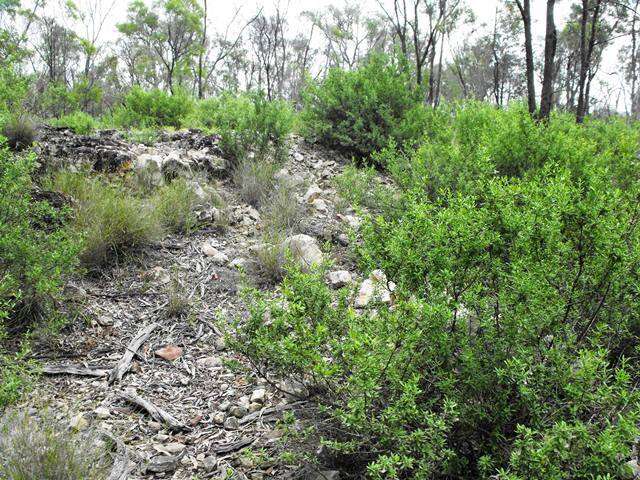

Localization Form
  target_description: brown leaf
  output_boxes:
[155,345,183,361]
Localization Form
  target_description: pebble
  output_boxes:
[94,407,111,419]
[224,416,239,429]
[250,388,266,403]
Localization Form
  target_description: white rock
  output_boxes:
[154,442,186,455]
[69,413,88,431]
[201,242,229,265]
[250,388,266,404]
[327,270,352,288]
[282,234,323,272]
[196,356,222,368]
[94,407,111,419]
[303,185,323,204]
[355,270,396,308]
[312,198,328,213]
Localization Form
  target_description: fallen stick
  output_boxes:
[120,392,187,431]
[99,430,131,480]
[238,401,303,425]
[211,436,254,454]
[108,323,158,384]
[43,364,110,377]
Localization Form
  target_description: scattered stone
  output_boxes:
[196,356,221,368]
[219,400,231,411]
[312,198,328,213]
[212,412,226,424]
[229,405,248,418]
[304,185,323,204]
[202,456,218,473]
[146,454,181,474]
[224,416,239,429]
[201,243,229,265]
[94,407,111,419]
[282,234,323,272]
[162,151,191,180]
[248,402,262,413]
[327,270,352,288]
[154,442,186,455]
[355,270,396,308]
[155,345,183,361]
[278,378,309,399]
[69,413,88,431]
[148,421,163,431]
[337,233,350,246]
[250,388,266,404]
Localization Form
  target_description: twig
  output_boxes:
[120,391,188,431]
[108,323,158,384]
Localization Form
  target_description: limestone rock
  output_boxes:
[303,185,323,204]
[327,270,352,289]
[282,234,323,272]
[355,270,396,308]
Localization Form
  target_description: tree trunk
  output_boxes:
[539,0,557,121]
[197,0,207,99]
[516,0,537,115]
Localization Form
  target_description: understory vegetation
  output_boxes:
[2,0,640,476]
[232,103,640,479]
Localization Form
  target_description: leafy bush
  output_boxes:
[1,114,37,151]
[49,171,162,269]
[333,163,399,216]
[200,92,294,169]
[0,148,79,334]
[50,111,97,135]
[232,109,640,478]
[0,409,111,479]
[300,54,426,163]
[110,86,194,128]
[122,127,160,146]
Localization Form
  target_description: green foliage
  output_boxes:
[300,54,426,163]
[0,148,79,335]
[0,409,111,479]
[200,92,294,168]
[122,127,160,146]
[0,347,35,409]
[0,114,36,151]
[0,66,29,121]
[333,163,398,215]
[232,107,640,479]
[38,82,82,117]
[49,171,163,269]
[50,111,97,135]
[110,86,194,128]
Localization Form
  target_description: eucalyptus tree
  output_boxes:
[118,0,203,94]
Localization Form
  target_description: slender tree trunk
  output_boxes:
[197,0,207,99]
[576,0,602,123]
[515,0,536,115]
[539,0,557,121]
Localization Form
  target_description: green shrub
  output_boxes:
[0,409,111,479]
[110,86,194,128]
[122,127,160,146]
[232,110,640,478]
[300,54,426,163]
[49,171,163,269]
[333,163,398,215]
[50,111,97,135]
[0,148,79,334]
[201,92,294,169]
[1,114,37,151]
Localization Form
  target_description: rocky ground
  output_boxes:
[20,128,393,479]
